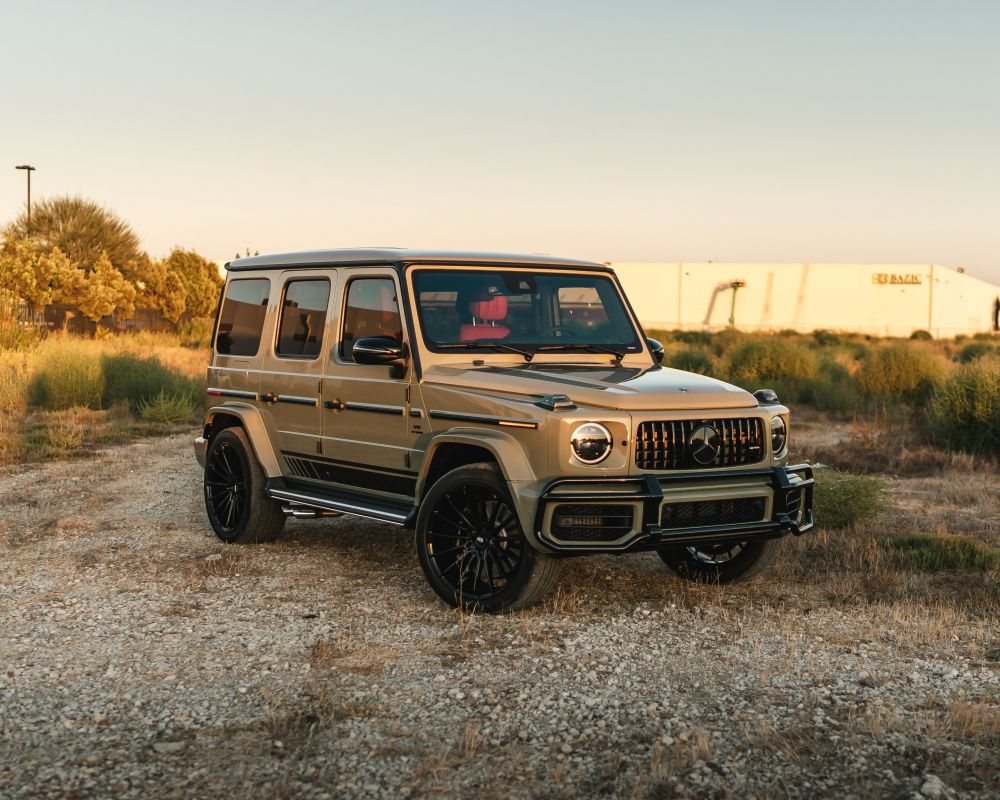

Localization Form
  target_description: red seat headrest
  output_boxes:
[469,295,507,322]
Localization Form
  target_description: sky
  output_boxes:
[2,0,998,283]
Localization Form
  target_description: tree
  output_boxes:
[74,252,137,322]
[0,237,80,308]
[163,248,223,317]
[4,196,143,273]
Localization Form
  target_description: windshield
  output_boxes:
[413,269,641,354]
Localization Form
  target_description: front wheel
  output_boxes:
[415,464,560,612]
[657,538,782,584]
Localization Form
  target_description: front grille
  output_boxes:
[636,418,765,470]
[551,504,634,542]
[660,497,767,529]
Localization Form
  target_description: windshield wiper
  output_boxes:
[438,342,534,362]
[536,343,626,364]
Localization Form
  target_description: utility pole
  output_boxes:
[15,165,36,231]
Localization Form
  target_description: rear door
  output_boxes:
[209,276,271,404]
[258,271,335,463]
[320,269,418,499]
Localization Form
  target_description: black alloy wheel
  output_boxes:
[205,437,248,538]
[203,428,285,544]
[415,464,560,611]
[657,537,781,584]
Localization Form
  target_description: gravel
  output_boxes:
[1,432,997,799]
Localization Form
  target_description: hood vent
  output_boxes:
[536,393,576,411]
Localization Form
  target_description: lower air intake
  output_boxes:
[660,497,767,529]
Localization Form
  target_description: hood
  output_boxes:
[422,362,757,411]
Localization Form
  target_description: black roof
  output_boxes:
[226,247,610,272]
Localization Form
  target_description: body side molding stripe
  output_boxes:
[207,388,257,400]
[344,402,405,416]
[428,410,538,429]
[277,395,318,406]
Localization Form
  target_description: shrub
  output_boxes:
[811,329,842,347]
[666,346,713,375]
[28,338,104,410]
[856,345,947,404]
[177,318,215,349]
[958,341,996,363]
[926,360,1000,457]
[670,330,713,347]
[812,469,884,530]
[725,338,819,383]
[909,329,933,341]
[800,358,862,414]
[708,328,745,357]
[878,533,1000,572]
[0,350,29,415]
[46,411,87,451]
[138,390,197,424]
[101,352,199,410]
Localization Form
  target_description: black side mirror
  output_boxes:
[353,336,406,365]
[646,337,664,365]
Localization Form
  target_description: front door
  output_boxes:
[259,271,334,463]
[321,269,419,499]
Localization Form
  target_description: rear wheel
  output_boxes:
[657,538,782,584]
[415,464,560,612]
[204,428,285,544]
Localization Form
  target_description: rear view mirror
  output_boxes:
[353,336,406,365]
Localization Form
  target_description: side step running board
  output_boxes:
[268,486,412,526]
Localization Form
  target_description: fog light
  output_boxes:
[557,515,603,527]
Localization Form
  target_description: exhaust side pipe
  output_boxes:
[281,503,343,519]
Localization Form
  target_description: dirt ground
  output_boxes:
[1,432,998,799]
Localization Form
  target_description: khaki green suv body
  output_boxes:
[195,249,814,610]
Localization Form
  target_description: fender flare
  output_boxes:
[203,403,282,478]
[414,427,538,500]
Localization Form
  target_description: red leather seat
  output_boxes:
[459,295,510,341]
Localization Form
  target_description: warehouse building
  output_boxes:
[610,262,1000,338]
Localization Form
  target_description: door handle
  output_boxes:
[260,392,277,404]
[324,400,346,411]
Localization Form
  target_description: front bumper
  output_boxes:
[534,464,814,554]
[194,436,208,469]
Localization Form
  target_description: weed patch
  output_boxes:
[878,534,1000,572]
[812,469,884,529]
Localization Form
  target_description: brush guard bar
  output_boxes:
[535,464,814,554]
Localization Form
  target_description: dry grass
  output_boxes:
[259,686,378,750]
[807,414,994,477]
[310,628,399,675]
[0,333,207,465]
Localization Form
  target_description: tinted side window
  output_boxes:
[276,279,330,358]
[216,278,270,356]
[340,278,402,359]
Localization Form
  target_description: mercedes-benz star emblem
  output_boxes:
[689,424,720,465]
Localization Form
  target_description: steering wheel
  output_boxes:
[540,325,577,338]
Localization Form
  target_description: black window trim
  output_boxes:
[409,267,643,355]
[335,271,407,367]
[213,276,272,358]
[273,276,332,361]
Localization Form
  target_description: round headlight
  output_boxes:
[571,422,613,465]
[770,415,787,454]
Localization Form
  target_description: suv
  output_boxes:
[195,249,813,611]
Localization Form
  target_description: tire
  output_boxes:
[657,537,782,584]
[415,463,561,612]
[204,427,285,544]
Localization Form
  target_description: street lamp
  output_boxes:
[15,165,36,230]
